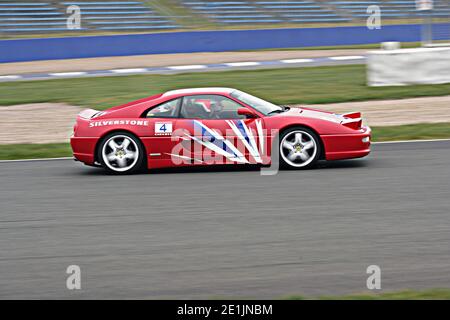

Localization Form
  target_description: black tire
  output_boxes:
[97,131,145,174]
[277,127,322,170]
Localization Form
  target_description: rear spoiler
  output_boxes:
[78,109,104,119]
[342,112,361,119]
[341,112,362,129]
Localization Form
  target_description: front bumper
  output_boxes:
[321,126,371,161]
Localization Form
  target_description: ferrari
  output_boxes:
[71,88,371,173]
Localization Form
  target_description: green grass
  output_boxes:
[1,65,450,109]
[1,123,450,160]
[285,288,450,300]
[372,123,450,142]
[0,143,72,160]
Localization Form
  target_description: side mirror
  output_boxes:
[237,108,257,118]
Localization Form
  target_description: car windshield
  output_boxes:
[230,90,283,116]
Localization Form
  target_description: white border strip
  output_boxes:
[280,58,313,64]
[328,55,365,60]
[167,65,207,70]
[225,61,260,67]
[49,72,87,77]
[0,75,21,80]
[110,68,147,73]
[1,139,449,163]
[0,55,369,82]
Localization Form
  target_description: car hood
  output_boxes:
[278,107,343,123]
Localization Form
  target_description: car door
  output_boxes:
[142,97,183,168]
[173,94,267,166]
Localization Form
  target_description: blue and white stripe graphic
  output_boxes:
[187,120,248,163]
[226,120,262,163]
[185,119,265,164]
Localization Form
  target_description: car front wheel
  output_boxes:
[279,127,321,169]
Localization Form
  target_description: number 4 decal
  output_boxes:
[155,122,173,136]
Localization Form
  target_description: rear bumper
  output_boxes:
[322,126,371,161]
[70,137,98,165]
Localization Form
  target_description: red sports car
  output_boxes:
[71,88,371,174]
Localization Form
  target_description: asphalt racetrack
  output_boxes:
[1,140,449,299]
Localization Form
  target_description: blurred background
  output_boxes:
[1,0,449,148]
[0,0,448,37]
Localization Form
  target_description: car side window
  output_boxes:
[145,98,181,118]
[180,95,246,119]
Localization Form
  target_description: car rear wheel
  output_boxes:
[279,127,321,169]
[99,132,144,174]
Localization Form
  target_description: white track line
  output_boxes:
[280,58,314,64]
[225,61,260,67]
[167,65,207,70]
[0,157,73,163]
[373,138,450,144]
[328,55,365,61]
[1,139,449,163]
[110,68,147,73]
[49,72,87,77]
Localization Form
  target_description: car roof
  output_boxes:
[162,87,236,97]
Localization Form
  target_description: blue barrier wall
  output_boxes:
[0,24,448,63]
